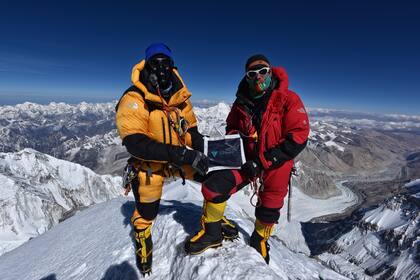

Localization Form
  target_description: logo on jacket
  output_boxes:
[297,107,306,114]
[127,102,139,110]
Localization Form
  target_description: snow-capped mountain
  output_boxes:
[62,129,128,176]
[311,179,420,280]
[0,100,419,279]
[194,102,231,137]
[1,149,417,279]
[0,178,351,280]
[308,108,420,132]
[0,148,121,255]
[0,101,121,174]
[1,100,419,213]
[1,101,419,183]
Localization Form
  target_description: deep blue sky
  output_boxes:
[1,1,419,114]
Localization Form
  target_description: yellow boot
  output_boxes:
[132,213,153,275]
[221,216,239,241]
[249,219,274,264]
[184,201,226,254]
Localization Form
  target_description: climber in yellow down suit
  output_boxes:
[115,43,238,275]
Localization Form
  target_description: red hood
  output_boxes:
[268,66,290,112]
[271,66,289,92]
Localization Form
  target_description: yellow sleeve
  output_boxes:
[183,99,198,128]
[115,92,149,140]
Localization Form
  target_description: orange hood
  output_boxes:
[130,60,192,107]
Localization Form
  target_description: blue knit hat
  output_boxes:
[145,43,172,61]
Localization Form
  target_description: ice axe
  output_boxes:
[287,165,298,222]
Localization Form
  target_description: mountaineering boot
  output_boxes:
[249,219,274,264]
[250,230,271,264]
[134,226,153,276]
[221,216,239,241]
[184,217,223,254]
[185,200,227,254]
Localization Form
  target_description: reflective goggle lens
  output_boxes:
[149,57,172,68]
[246,67,270,79]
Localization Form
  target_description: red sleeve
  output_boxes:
[259,91,310,169]
[282,91,310,144]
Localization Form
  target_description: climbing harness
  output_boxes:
[155,85,189,146]
[154,83,189,184]
[122,159,139,196]
[250,173,264,207]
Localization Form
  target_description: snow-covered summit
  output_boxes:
[0,179,348,280]
[194,102,231,137]
[0,101,419,279]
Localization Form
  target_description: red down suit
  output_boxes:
[201,66,310,224]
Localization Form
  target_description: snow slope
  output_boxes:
[227,179,358,255]
[0,179,348,280]
[0,149,121,255]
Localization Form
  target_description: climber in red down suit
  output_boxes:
[185,54,310,264]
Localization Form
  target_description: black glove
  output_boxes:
[241,160,261,178]
[183,149,209,176]
[169,146,209,176]
[263,147,291,169]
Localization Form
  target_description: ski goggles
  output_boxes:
[246,67,271,79]
[148,57,173,69]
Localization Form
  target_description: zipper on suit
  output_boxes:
[161,117,166,144]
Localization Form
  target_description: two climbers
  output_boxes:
[116,46,310,273]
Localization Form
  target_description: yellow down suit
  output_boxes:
[116,60,199,231]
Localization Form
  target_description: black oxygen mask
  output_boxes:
[146,54,174,92]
